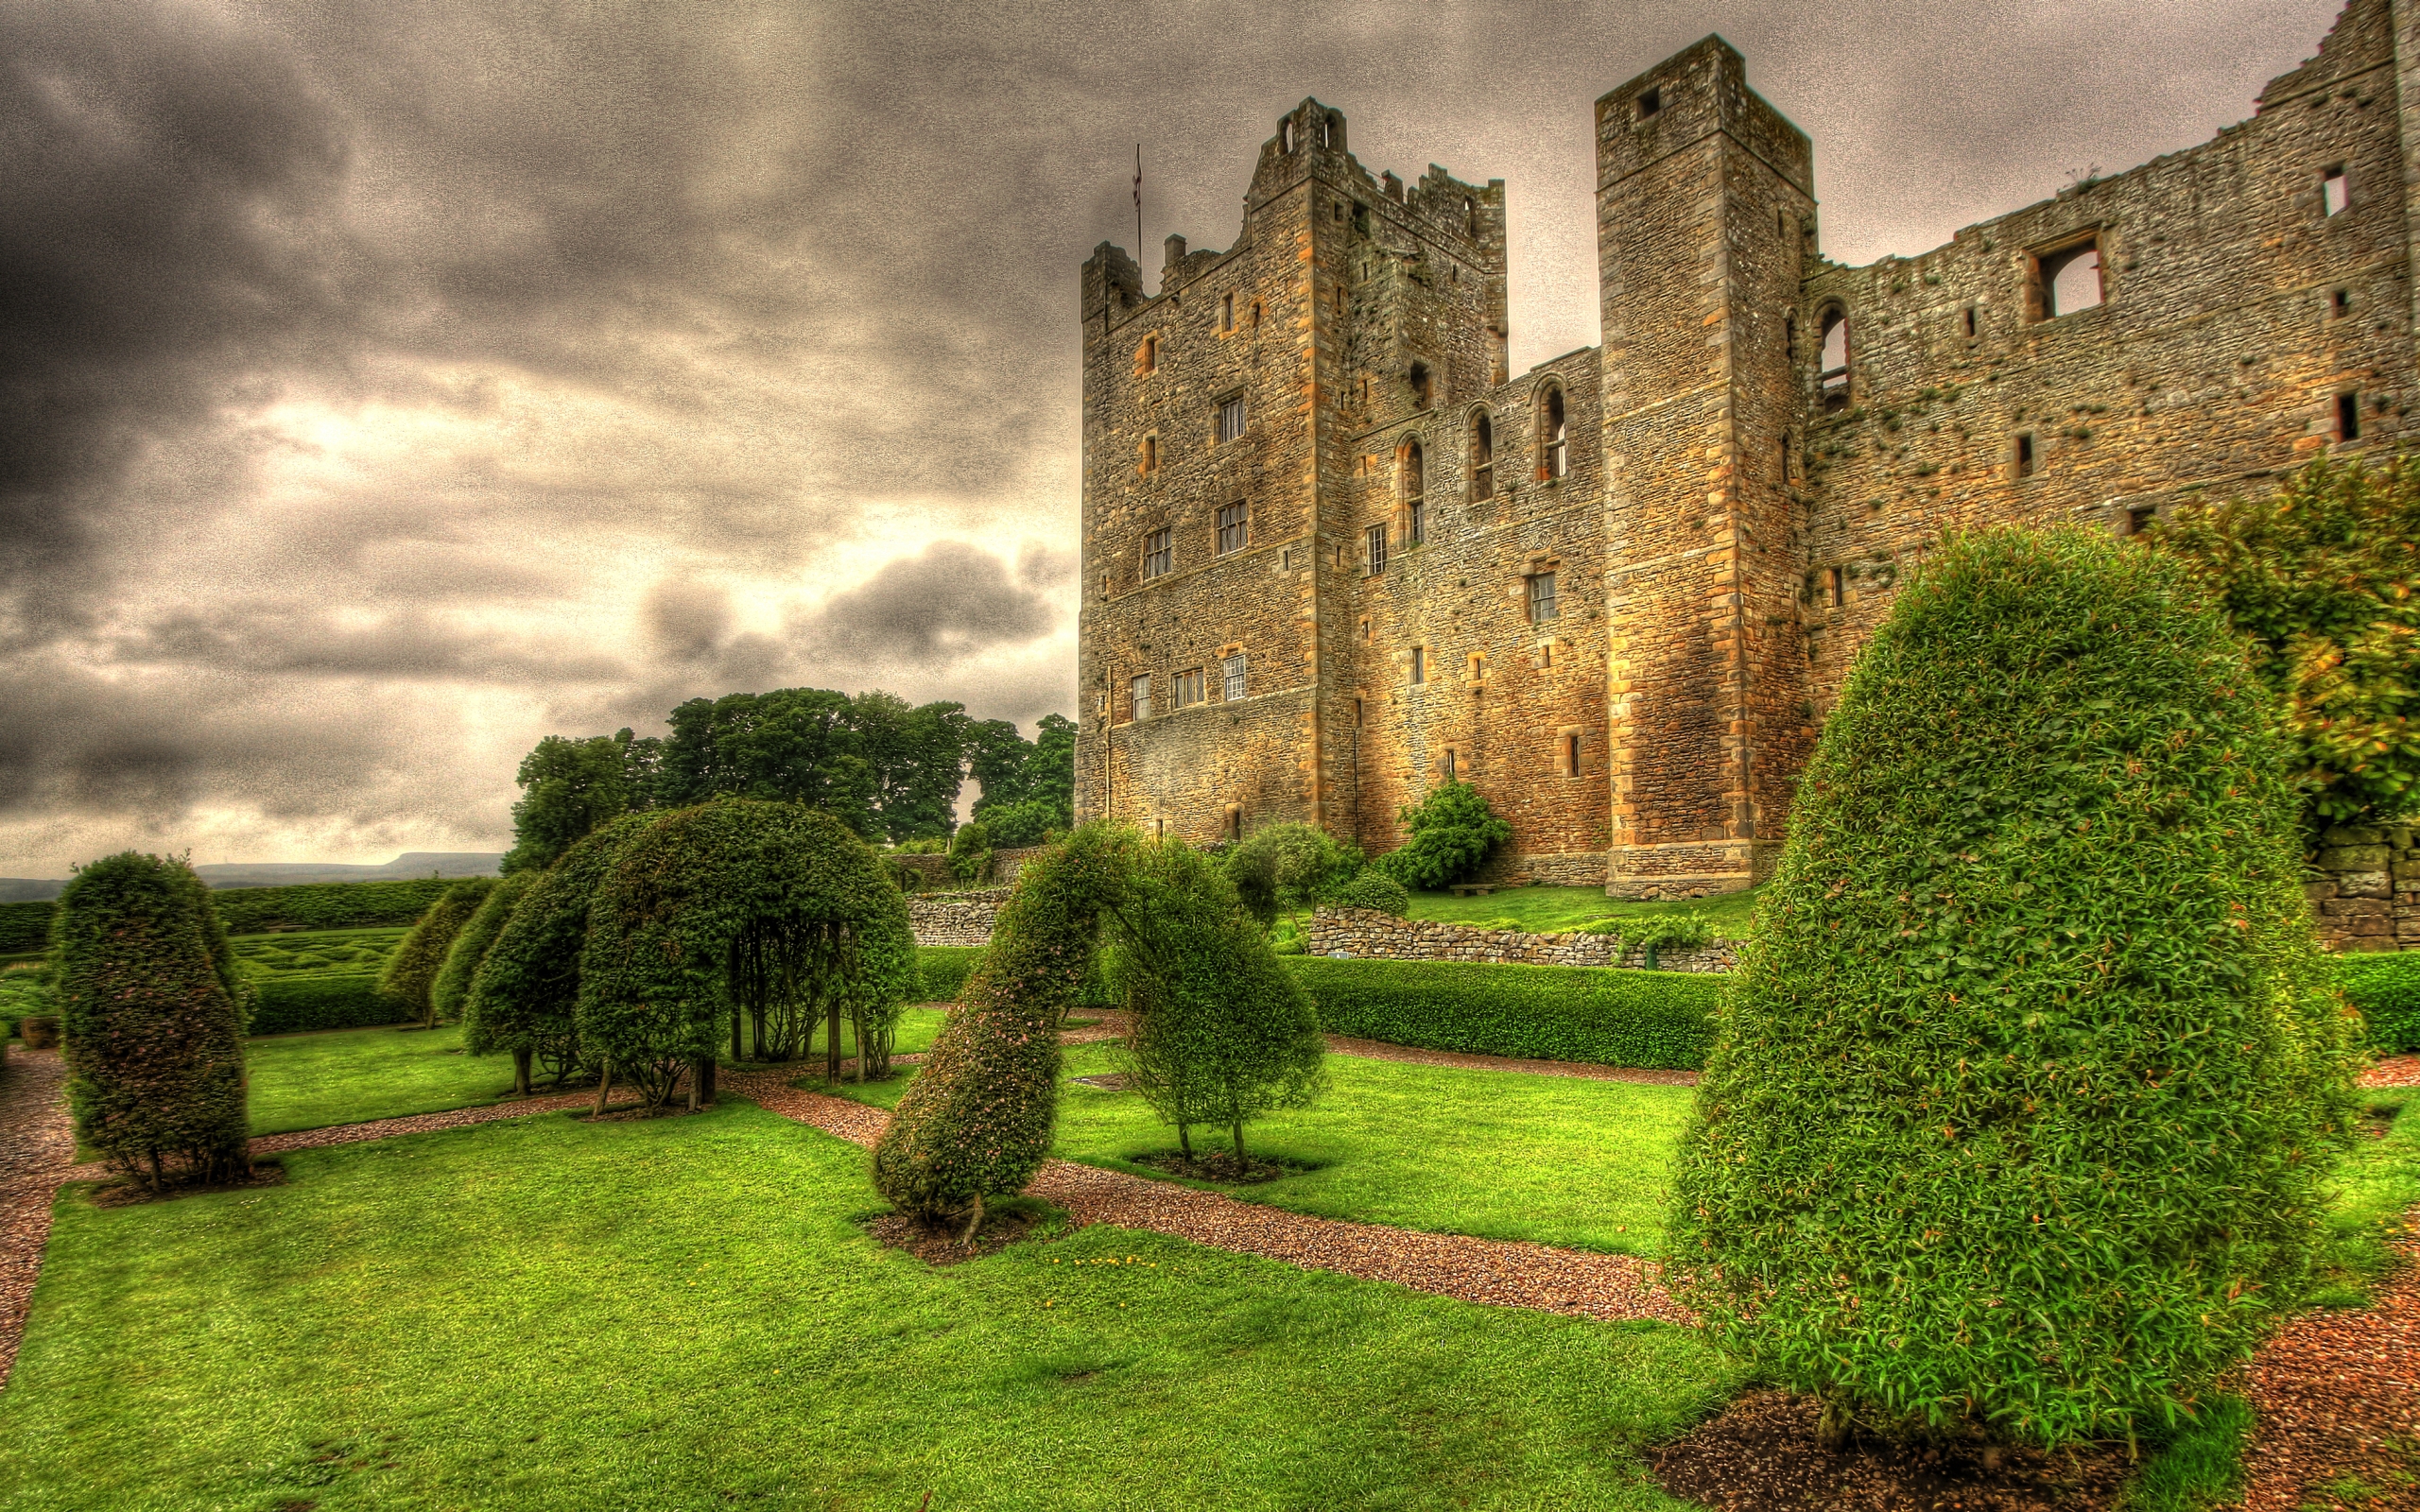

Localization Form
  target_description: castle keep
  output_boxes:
[1075,0,2416,897]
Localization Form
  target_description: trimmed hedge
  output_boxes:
[251,973,407,1036]
[2342,951,2420,1053]
[0,902,52,954]
[1283,956,1720,1070]
[917,947,985,1003]
[3,877,466,954]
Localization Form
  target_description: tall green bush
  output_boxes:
[1225,823,1353,935]
[579,799,913,1109]
[873,824,1140,1238]
[1667,528,2363,1452]
[53,853,251,1191]
[465,815,651,1094]
[430,873,537,1025]
[378,880,496,1029]
[1373,781,1512,890]
[1116,840,1324,1162]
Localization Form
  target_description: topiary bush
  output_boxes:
[1332,870,1410,917]
[1667,527,2364,1453]
[249,973,398,1036]
[378,880,497,1029]
[873,824,1140,1238]
[2340,951,2420,1053]
[465,815,652,1094]
[430,873,536,1026]
[1286,956,1718,1068]
[916,946,985,1004]
[53,853,251,1192]
[579,799,915,1108]
[1372,781,1512,890]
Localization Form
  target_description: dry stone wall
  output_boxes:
[1305,906,1737,972]
[2310,823,2420,953]
[907,889,1011,949]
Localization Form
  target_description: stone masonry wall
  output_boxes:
[2309,823,2420,952]
[1305,906,1737,972]
[908,888,1011,948]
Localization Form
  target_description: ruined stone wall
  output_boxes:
[1305,906,1737,971]
[2309,822,2420,952]
[907,888,1011,948]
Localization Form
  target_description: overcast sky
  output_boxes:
[0,0,2345,874]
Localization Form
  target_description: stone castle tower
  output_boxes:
[1075,0,2415,897]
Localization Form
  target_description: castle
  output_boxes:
[1073,0,2411,897]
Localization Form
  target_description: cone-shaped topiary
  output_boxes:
[1667,528,2362,1452]
[54,852,251,1191]
[579,799,914,1111]
[873,823,1141,1236]
[1116,838,1324,1163]
[379,878,497,1029]
[465,814,652,1094]
[430,872,536,1027]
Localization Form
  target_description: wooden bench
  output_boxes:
[1448,883,1499,898]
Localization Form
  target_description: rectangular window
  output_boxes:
[1826,566,1844,608]
[2015,433,2035,478]
[1443,748,1459,781]
[1143,527,1172,580]
[1176,668,1205,709]
[1366,523,1388,575]
[2332,287,2352,317]
[1222,653,1246,701]
[1217,396,1246,444]
[1528,572,1559,623]
[1409,498,1426,546]
[1962,306,1978,338]
[2036,238,2103,318]
[2324,167,2349,217]
[2339,390,2361,441]
[1219,292,1235,333]
[1131,674,1151,721]
[1565,731,1582,776]
[1410,645,1426,684]
[1216,501,1248,555]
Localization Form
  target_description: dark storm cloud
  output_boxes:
[801,542,1061,670]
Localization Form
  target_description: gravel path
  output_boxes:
[717,1066,1687,1326]
[2241,1211,2420,1510]
[0,1048,75,1387]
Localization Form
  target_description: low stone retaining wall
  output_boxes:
[907,888,1011,947]
[1305,907,1737,973]
[2309,823,2418,954]
[893,845,1046,894]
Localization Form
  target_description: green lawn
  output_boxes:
[244,1009,957,1137]
[833,1040,1694,1254]
[1403,884,1764,936]
[0,1103,1740,1511]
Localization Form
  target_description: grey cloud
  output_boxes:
[799,542,1060,671]
[643,578,737,663]
[113,603,629,683]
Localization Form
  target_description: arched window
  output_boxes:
[1402,438,1426,545]
[1136,335,1157,376]
[1280,117,1296,153]
[1319,112,1336,149]
[1539,385,1568,480]
[1469,408,1494,500]
[1463,196,1478,238]
[1818,309,1850,412]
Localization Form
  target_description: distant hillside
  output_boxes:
[0,852,503,902]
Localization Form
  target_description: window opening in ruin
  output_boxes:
[1826,566,1844,608]
[1321,112,1335,149]
[1136,335,1157,374]
[1464,197,1478,238]
[1780,434,1793,484]
[1353,202,1369,236]
[2339,390,2361,441]
[1140,435,1158,472]
[2015,433,2035,478]
[1776,208,1786,237]
[1251,300,1263,329]
[1963,306,1978,338]
[2126,507,2155,536]
[2332,288,2351,317]
[1539,641,1553,669]
[1144,527,1172,580]
[1468,653,1485,682]
[1409,362,1432,409]
[1223,653,1246,701]
[1565,732,1582,776]
[1176,668,1205,709]
[1819,310,1850,412]
[1471,410,1495,500]
[2324,167,2349,217]
[1410,645,1426,684]
[1404,439,1426,544]
[1366,522,1388,575]
[1131,674,1151,720]
[1217,501,1249,556]
[1638,87,1661,118]
[1443,748,1459,781]
[1280,118,1295,153]
[1358,616,1370,640]
[1217,394,1246,443]
[1541,386,1568,478]
[1219,293,1235,333]
[1785,316,1796,359]
[1528,572,1559,623]
[2038,239,2103,318]
[1354,697,1364,726]
[1225,806,1242,842]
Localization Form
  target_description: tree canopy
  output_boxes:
[503,730,652,873]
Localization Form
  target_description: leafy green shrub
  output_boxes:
[1667,527,2364,1452]
[2341,952,2420,1053]
[1,963,53,1037]
[0,902,50,954]
[1587,911,1718,968]
[875,825,1139,1235]
[1332,870,1409,917]
[377,880,497,1029]
[947,820,994,885]
[917,946,985,1003]
[250,974,402,1036]
[430,873,537,1025]
[1225,823,1354,934]
[466,815,653,1094]
[580,799,913,1108]
[1286,956,1718,1069]
[1115,840,1324,1162]
[1372,781,1512,890]
[54,853,251,1191]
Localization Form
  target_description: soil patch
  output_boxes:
[1649,1391,2132,1511]
[85,1160,289,1208]
[1071,1074,1133,1090]
[1132,1149,1305,1185]
[865,1208,1039,1266]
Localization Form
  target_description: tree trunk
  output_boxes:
[511,1047,532,1097]
[697,1055,716,1106]
[731,1007,741,1064]
[687,1059,700,1111]
[594,1058,613,1116]
[1231,1120,1246,1167]
[1177,1121,1192,1160]
[826,999,843,1083]
[958,1191,985,1249]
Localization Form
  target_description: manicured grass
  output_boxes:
[2309,1090,2420,1307]
[835,1040,1694,1254]
[0,1103,1740,1511]
[1404,883,1763,936]
[244,1009,957,1137]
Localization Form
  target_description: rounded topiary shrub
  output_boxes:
[431,872,537,1027]
[380,878,496,1028]
[1667,528,2362,1452]
[53,852,251,1191]
[465,814,653,1093]
[1334,870,1409,917]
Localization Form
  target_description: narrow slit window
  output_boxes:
[1222,653,1246,701]
[2332,288,2352,317]
[2038,240,2103,318]
[1565,732,1582,777]
[1826,567,1844,608]
[1819,311,1850,411]
[1143,527,1172,580]
[1470,410,1494,500]
[1528,572,1559,623]
[1443,748,1459,781]
[1140,435,1158,473]
[1216,395,1246,444]
[1279,118,1295,153]
[1780,433,1793,484]
[1540,387,1568,479]
[1962,306,1978,338]
[1216,501,1249,556]
[2323,167,2349,217]
[1410,645,1425,684]
[1404,439,1425,545]
[1366,523,1388,575]
[1136,335,1157,374]
[1224,806,1241,842]
[1176,668,1204,709]
[1131,674,1151,721]
[2014,433,2035,479]
[2338,390,2361,441]
[1219,293,1234,333]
